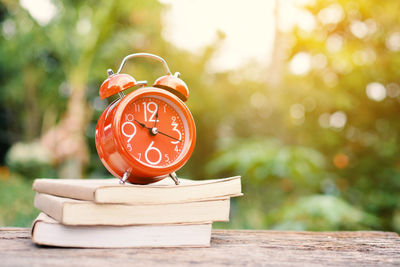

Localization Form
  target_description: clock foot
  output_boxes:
[169,172,180,185]
[119,171,130,184]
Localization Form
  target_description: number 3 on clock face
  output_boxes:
[120,96,187,167]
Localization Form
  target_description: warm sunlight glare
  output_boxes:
[19,0,58,26]
[160,0,276,72]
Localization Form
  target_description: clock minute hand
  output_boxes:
[154,105,159,128]
[157,130,181,142]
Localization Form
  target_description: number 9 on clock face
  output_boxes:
[120,95,190,168]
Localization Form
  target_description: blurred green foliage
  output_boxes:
[0,0,399,232]
[0,175,39,227]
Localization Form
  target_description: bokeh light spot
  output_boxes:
[289,52,311,75]
[317,4,344,25]
[366,82,386,101]
[322,71,339,87]
[386,32,400,52]
[333,153,349,169]
[250,92,268,109]
[1,19,16,40]
[386,83,400,98]
[19,0,58,26]
[319,113,331,128]
[290,103,305,119]
[330,111,347,129]
[297,10,317,32]
[350,20,368,39]
[326,34,343,52]
[365,19,377,35]
[352,49,376,66]
[77,18,92,35]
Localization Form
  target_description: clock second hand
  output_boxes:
[134,119,181,142]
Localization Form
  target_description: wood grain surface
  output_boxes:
[1,228,399,266]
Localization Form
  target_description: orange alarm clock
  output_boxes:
[95,53,196,185]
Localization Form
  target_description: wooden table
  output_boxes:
[1,228,399,266]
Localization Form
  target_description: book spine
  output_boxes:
[33,180,94,201]
[34,193,64,222]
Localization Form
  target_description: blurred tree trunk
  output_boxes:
[42,88,90,178]
[41,1,116,178]
[23,65,41,140]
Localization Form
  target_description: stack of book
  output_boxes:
[31,176,242,248]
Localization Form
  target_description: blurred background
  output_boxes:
[0,0,399,232]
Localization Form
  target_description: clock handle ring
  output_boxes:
[116,53,172,76]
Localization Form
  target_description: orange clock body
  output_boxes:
[95,87,196,184]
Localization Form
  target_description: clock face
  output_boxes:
[119,95,188,168]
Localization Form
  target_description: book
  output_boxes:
[34,193,230,226]
[32,176,241,204]
[32,213,211,248]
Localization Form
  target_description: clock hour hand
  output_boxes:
[134,119,147,128]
